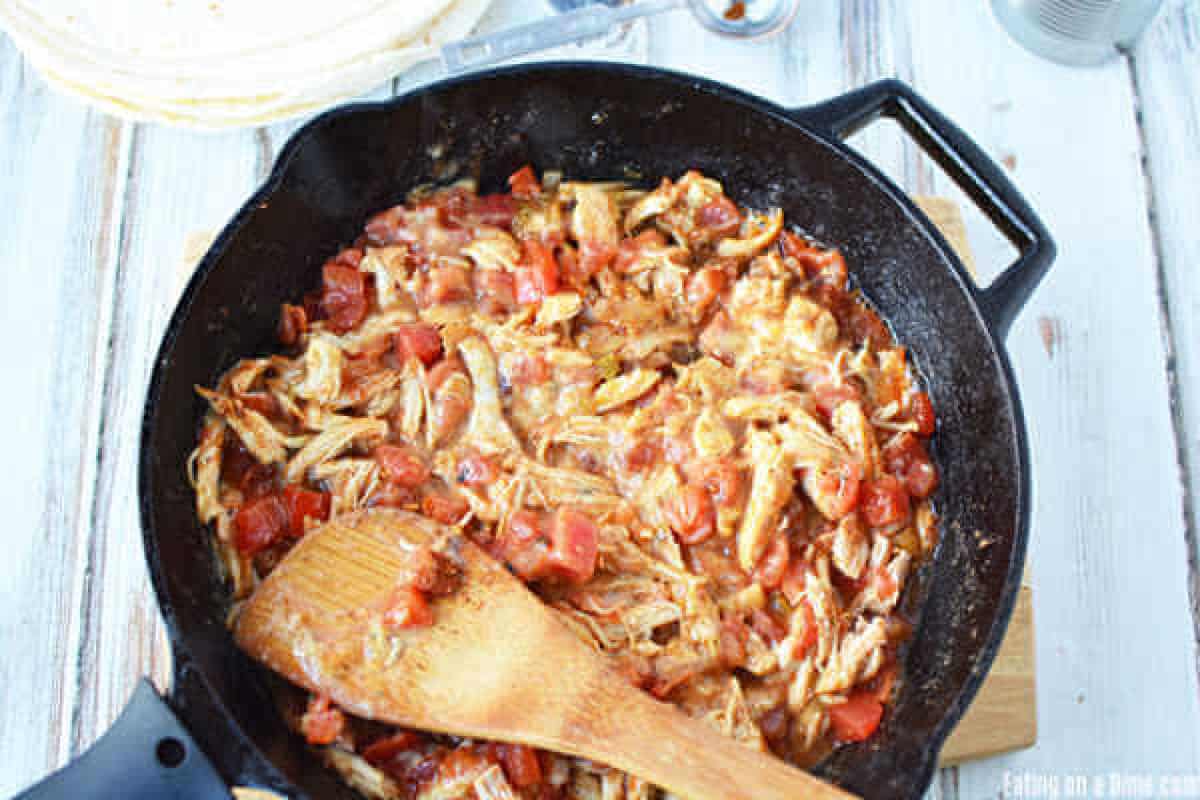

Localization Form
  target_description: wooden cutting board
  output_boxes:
[914,196,1037,766]
[192,198,1036,799]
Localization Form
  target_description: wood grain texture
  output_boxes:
[1132,0,1200,662]
[0,35,133,796]
[2,2,1200,798]
[898,4,1200,797]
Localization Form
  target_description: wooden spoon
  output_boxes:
[234,508,857,800]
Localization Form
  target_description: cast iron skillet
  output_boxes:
[16,63,1054,800]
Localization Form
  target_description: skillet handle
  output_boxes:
[794,79,1056,337]
[13,680,230,799]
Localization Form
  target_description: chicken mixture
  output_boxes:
[190,166,940,800]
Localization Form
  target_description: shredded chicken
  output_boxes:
[190,167,942,799]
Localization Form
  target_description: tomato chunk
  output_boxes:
[911,390,936,436]
[474,268,516,316]
[689,458,743,509]
[233,494,289,555]
[812,461,863,520]
[301,694,345,746]
[861,474,911,528]
[421,490,469,525]
[515,240,560,303]
[812,381,861,419]
[578,240,617,277]
[278,303,308,346]
[426,264,471,305]
[384,584,434,629]
[686,266,727,313]
[829,691,884,743]
[376,444,431,488]
[507,165,542,199]
[883,432,939,499]
[664,485,716,545]
[320,263,369,333]
[362,731,421,767]
[550,509,599,584]
[283,485,331,538]
[473,193,517,228]
[697,196,741,235]
[498,744,543,789]
[456,452,499,487]
[394,323,443,366]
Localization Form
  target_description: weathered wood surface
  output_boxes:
[1,1,1198,797]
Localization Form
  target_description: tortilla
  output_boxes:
[0,0,492,128]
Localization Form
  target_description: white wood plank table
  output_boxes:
[2,1,1199,797]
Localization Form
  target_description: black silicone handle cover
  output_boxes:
[14,680,230,800]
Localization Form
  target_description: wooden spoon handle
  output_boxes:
[570,670,858,800]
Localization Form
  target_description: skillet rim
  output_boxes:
[138,60,1034,797]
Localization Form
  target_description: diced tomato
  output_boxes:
[301,694,345,746]
[861,474,912,528]
[383,584,434,629]
[394,323,443,366]
[550,509,599,584]
[874,566,899,604]
[233,494,290,555]
[278,303,308,346]
[426,264,472,305]
[406,544,459,597]
[780,232,847,287]
[578,240,616,276]
[507,354,550,387]
[498,744,543,789]
[621,437,660,472]
[376,444,431,488]
[753,535,790,590]
[883,432,938,499]
[749,608,787,645]
[364,207,408,246]
[507,165,542,199]
[283,485,331,538]
[788,599,818,660]
[828,691,884,743]
[690,458,744,509]
[495,510,555,582]
[664,485,716,545]
[456,452,499,487]
[473,193,517,228]
[421,490,469,525]
[334,247,364,268]
[515,240,559,303]
[813,461,863,520]
[697,196,741,235]
[361,731,421,767]
[612,230,665,274]
[320,263,369,333]
[911,391,936,436]
[222,438,277,499]
[904,459,939,499]
[686,266,727,313]
[719,617,750,669]
[812,381,862,419]
[474,269,517,315]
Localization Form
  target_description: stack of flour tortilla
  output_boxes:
[0,0,492,128]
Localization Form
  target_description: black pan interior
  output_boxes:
[140,63,1027,800]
